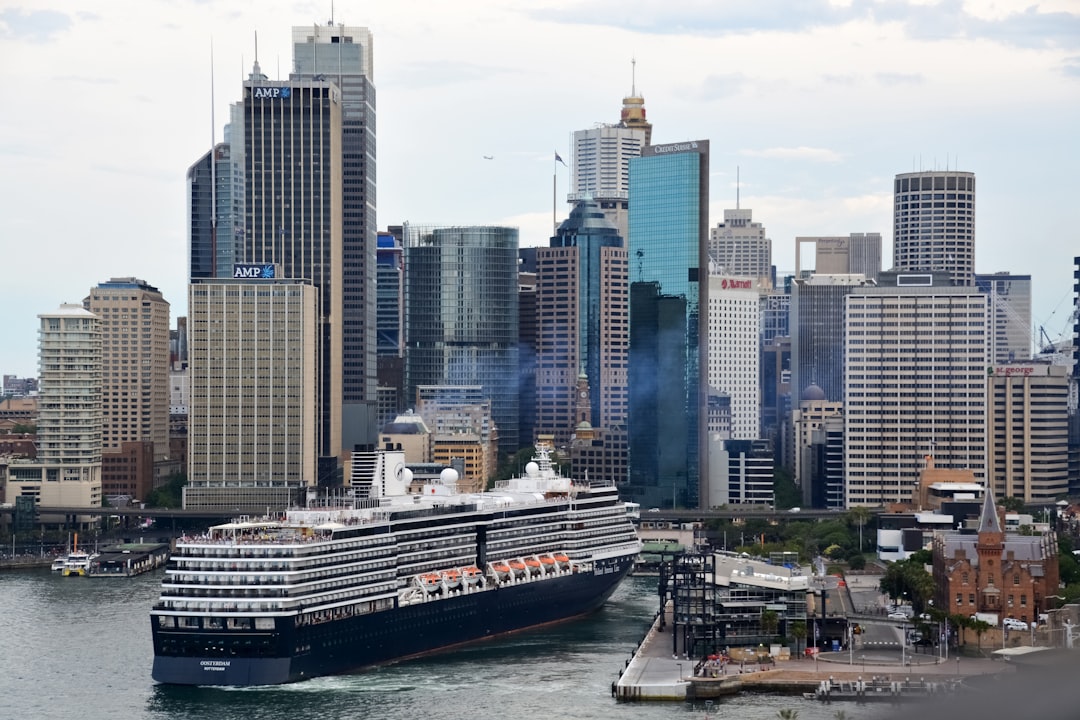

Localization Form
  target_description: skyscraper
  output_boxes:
[795,233,882,283]
[535,200,627,445]
[291,24,379,450]
[185,278,318,512]
[893,170,976,286]
[6,305,102,516]
[844,271,988,507]
[569,86,651,241]
[85,278,171,462]
[404,225,521,453]
[706,275,760,440]
[628,140,709,508]
[239,73,343,477]
[975,272,1032,363]
[187,144,238,279]
[708,209,772,290]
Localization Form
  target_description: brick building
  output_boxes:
[932,491,1060,626]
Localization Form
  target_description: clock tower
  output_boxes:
[575,371,591,427]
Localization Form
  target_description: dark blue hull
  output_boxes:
[152,555,633,686]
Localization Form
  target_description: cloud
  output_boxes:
[875,72,923,86]
[698,72,750,101]
[741,146,843,163]
[1063,56,1080,78]
[0,8,71,42]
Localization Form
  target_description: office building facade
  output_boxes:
[987,363,1070,504]
[975,272,1032,363]
[790,274,874,404]
[706,275,760,440]
[795,233,881,283]
[185,279,317,511]
[709,209,772,290]
[187,143,239,280]
[535,200,628,445]
[844,272,988,507]
[628,140,709,508]
[893,170,976,286]
[404,225,520,453]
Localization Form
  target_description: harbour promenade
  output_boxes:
[614,601,1009,701]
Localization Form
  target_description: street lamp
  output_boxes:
[677,662,684,681]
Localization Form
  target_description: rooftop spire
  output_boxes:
[977,488,1002,534]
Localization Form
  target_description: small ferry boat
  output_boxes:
[62,551,93,577]
[51,557,66,572]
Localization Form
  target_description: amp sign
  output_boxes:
[251,86,291,100]
[232,264,277,279]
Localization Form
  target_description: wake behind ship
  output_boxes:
[150,445,641,686]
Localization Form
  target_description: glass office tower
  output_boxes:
[627,140,710,508]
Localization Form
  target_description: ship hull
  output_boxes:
[152,554,633,686]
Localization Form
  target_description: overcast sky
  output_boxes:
[2,0,1078,377]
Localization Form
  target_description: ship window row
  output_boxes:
[168,558,391,587]
[156,634,277,659]
[175,545,393,572]
[162,567,395,598]
[397,550,477,575]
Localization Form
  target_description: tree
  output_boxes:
[761,609,780,639]
[790,620,807,656]
[848,554,866,571]
[949,613,971,647]
[776,710,799,720]
[998,496,1025,512]
[971,619,991,653]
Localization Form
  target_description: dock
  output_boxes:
[614,601,1007,702]
[88,542,170,577]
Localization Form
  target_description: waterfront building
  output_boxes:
[932,492,1060,628]
[404,225,520,453]
[893,170,976,286]
[569,83,651,241]
[790,274,873,404]
[5,305,102,521]
[85,278,171,464]
[184,279,317,511]
[627,140,710,509]
[976,272,1033,363]
[844,271,988,507]
[706,275,760,440]
[795,233,881,283]
[708,209,772,290]
[987,363,1070,504]
[535,200,628,447]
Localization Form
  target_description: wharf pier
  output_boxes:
[88,542,170,577]
[614,602,1006,702]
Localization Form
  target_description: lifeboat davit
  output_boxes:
[491,562,511,580]
[441,569,462,590]
[462,566,483,585]
[538,555,556,572]
[524,557,542,575]
[554,553,570,568]
[508,559,527,577]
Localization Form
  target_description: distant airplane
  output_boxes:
[483,155,494,160]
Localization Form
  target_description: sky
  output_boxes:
[1,0,1078,377]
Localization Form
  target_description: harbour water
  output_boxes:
[0,569,888,720]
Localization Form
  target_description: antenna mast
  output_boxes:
[631,57,636,95]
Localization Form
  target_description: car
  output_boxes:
[888,611,908,621]
[647,508,660,513]
[1003,618,1028,630]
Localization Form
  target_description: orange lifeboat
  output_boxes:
[418,573,442,592]
[524,557,542,575]
[491,562,511,579]
[441,569,462,590]
[462,566,483,585]
[554,553,570,568]
[508,559,527,576]
[538,555,556,572]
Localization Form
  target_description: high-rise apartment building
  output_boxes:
[535,200,628,444]
[404,225,520,453]
[6,305,102,516]
[185,279,317,511]
[291,24,379,447]
[628,140,709,508]
[893,170,976,286]
[975,272,1032,363]
[844,271,988,507]
[706,275,760,440]
[987,363,1070,504]
[790,274,874,403]
[709,209,772,290]
[795,233,881,283]
[569,91,651,241]
[85,278,171,462]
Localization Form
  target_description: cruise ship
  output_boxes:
[150,445,641,686]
